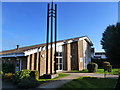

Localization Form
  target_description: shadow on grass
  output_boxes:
[58,76,117,89]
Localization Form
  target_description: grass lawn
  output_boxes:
[72,69,120,75]
[38,73,69,84]
[58,77,117,88]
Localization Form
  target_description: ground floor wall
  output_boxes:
[63,40,91,71]
[2,57,27,72]
[26,49,54,76]
[1,40,92,76]
[78,40,84,70]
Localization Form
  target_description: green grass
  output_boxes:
[59,76,117,88]
[96,69,120,75]
[72,69,120,75]
[38,73,69,84]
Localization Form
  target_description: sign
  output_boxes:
[80,58,83,62]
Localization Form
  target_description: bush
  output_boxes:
[2,73,13,80]
[87,62,98,73]
[17,77,39,89]
[106,65,112,72]
[103,61,111,71]
[0,71,3,75]
[13,69,31,84]
[30,70,39,80]
[91,58,108,68]
[2,63,15,73]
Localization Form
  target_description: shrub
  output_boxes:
[2,73,14,81]
[106,65,112,72]
[91,58,108,68]
[0,71,3,75]
[30,70,39,80]
[13,69,31,84]
[17,77,39,89]
[87,62,98,73]
[2,63,15,73]
[103,61,111,71]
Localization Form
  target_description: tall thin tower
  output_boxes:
[46,1,57,75]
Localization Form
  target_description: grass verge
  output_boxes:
[58,76,117,88]
[72,69,120,75]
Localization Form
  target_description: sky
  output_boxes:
[2,2,118,52]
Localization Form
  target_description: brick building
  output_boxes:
[0,36,93,76]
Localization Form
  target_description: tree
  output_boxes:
[101,23,120,66]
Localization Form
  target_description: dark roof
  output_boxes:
[0,36,92,55]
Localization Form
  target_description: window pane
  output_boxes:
[60,64,62,70]
[56,52,62,56]
[56,65,58,70]
[56,58,58,63]
[56,52,58,56]
[60,58,62,63]
[60,52,62,56]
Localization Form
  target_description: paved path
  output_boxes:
[37,73,119,89]
[37,74,79,89]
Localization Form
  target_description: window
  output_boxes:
[56,52,62,56]
[56,51,63,70]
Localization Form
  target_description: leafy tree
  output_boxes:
[101,23,120,65]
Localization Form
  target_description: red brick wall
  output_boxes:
[71,41,79,70]
[78,40,84,71]
[63,44,71,71]
[26,48,55,76]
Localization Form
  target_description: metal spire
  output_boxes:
[46,0,57,75]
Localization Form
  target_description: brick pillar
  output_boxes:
[36,52,39,71]
[88,44,91,58]
[31,53,35,70]
[78,40,84,71]
[27,55,30,70]
[52,48,54,73]
[39,52,41,75]
[40,50,46,76]
[67,43,71,71]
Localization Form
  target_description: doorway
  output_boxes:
[56,52,63,72]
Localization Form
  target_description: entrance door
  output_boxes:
[56,57,63,71]
[15,58,22,72]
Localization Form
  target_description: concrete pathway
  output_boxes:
[37,74,79,89]
[37,73,119,89]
